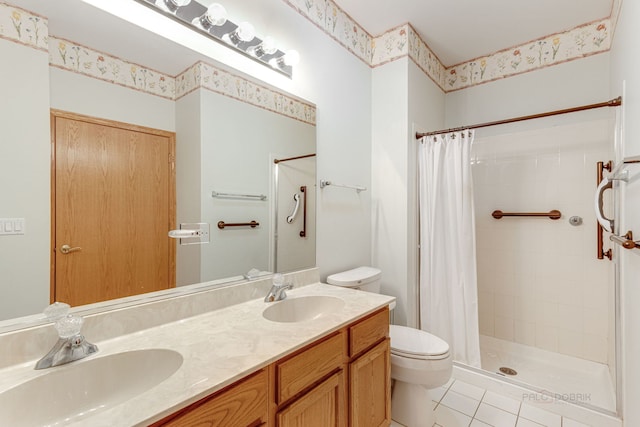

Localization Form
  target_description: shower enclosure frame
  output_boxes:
[413,97,624,419]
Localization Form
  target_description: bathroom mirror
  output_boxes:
[0,0,316,325]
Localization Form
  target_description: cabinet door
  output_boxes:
[158,369,268,427]
[349,338,391,427]
[276,370,346,427]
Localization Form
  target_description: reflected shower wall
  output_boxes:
[471,116,616,411]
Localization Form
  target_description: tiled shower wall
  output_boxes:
[472,116,615,365]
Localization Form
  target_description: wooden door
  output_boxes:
[276,371,346,427]
[51,110,175,307]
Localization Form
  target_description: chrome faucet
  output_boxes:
[35,303,98,370]
[264,283,293,302]
[264,274,293,302]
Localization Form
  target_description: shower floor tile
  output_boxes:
[479,335,616,411]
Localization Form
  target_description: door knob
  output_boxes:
[60,244,82,254]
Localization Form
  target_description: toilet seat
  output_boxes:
[390,325,449,360]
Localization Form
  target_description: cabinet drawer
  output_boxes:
[276,331,345,404]
[349,308,389,357]
[158,369,268,427]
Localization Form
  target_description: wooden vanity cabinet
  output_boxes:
[348,309,391,427]
[152,307,390,427]
[153,369,269,427]
[272,331,347,427]
[275,370,346,426]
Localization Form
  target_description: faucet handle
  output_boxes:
[55,315,84,339]
[272,273,284,286]
[43,302,70,322]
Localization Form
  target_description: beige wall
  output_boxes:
[0,40,51,320]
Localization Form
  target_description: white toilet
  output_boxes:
[327,266,452,427]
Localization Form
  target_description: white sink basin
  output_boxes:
[262,295,345,323]
[0,349,183,427]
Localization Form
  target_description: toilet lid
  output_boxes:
[326,266,381,287]
[390,325,449,359]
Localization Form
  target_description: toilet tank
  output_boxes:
[326,266,381,293]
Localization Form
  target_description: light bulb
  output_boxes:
[283,50,300,66]
[260,37,278,55]
[235,22,255,42]
[204,3,227,26]
[157,0,191,13]
[249,36,278,57]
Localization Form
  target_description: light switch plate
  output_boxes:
[0,218,26,235]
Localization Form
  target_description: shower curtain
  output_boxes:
[418,130,481,367]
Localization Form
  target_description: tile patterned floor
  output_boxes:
[390,379,592,427]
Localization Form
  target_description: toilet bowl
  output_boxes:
[326,267,453,427]
[390,325,452,427]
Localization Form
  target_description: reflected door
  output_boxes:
[52,111,176,307]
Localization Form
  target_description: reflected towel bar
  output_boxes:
[491,210,561,220]
[217,221,260,229]
[212,191,266,201]
[610,231,640,250]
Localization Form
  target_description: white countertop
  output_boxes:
[0,283,394,426]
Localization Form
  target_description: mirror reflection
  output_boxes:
[0,0,316,322]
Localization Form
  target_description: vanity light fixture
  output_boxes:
[223,21,256,45]
[269,49,300,68]
[155,0,191,13]
[248,36,277,58]
[137,0,298,78]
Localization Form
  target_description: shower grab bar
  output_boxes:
[596,161,613,260]
[491,210,561,220]
[299,186,307,237]
[610,231,640,250]
[286,193,301,224]
[217,220,260,229]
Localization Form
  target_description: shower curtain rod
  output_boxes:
[273,153,316,164]
[415,96,622,139]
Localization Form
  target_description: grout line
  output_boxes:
[470,389,488,426]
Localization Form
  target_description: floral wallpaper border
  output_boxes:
[283,0,372,65]
[1,5,316,125]
[176,62,316,126]
[2,0,614,98]
[282,0,612,93]
[370,23,447,89]
[49,36,176,100]
[0,2,48,51]
[445,19,611,92]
